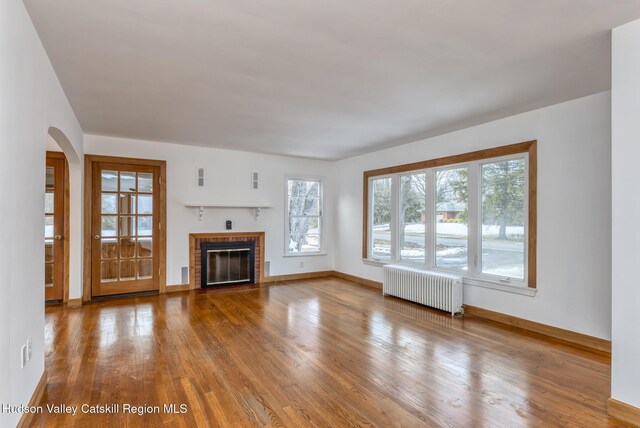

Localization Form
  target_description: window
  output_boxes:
[480,158,526,279]
[370,176,392,260]
[399,173,426,263]
[286,177,323,254]
[435,167,468,270]
[363,141,536,288]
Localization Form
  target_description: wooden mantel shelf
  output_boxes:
[185,203,273,220]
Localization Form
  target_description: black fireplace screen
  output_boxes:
[201,241,255,287]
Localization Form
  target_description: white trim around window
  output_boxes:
[285,175,325,256]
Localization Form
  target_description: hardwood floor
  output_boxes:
[34,278,629,427]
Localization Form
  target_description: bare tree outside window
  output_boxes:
[399,173,426,263]
[287,178,321,253]
[371,177,392,259]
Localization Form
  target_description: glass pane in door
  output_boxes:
[120,260,136,281]
[120,194,136,214]
[137,238,152,257]
[138,173,153,193]
[119,216,136,236]
[45,241,54,263]
[137,195,152,214]
[138,259,152,279]
[45,263,54,287]
[101,260,118,282]
[137,216,152,236]
[45,215,54,238]
[45,192,54,213]
[121,238,136,258]
[101,170,118,191]
[101,240,118,259]
[101,216,117,237]
[120,172,136,192]
[99,170,154,285]
[101,194,117,214]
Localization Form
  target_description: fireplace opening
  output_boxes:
[201,241,255,287]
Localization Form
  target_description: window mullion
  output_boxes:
[391,175,400,262]
[425,169,435,268]
[467,162,480,276]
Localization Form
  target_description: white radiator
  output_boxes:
[383,265,463,316]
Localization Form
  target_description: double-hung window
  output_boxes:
[286,177,323,255]
[364,141,536,289]
[369,176,392,260]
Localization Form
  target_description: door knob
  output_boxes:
[54,235,62,241]
[94,235,100,240]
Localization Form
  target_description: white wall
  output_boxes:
[0,0,84,426]
[335,92,612,340]
[611,19,640,410]
[84,135,335,285]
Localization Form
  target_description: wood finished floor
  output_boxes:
[34,278,628,427]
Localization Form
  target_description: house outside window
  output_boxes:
[363,141,536,289]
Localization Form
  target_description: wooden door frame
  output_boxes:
[46,151,70,302]
[83,155,167,301]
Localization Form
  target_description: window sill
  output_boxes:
[463,277,537,297]
[284,252,328,258]
[362,258,390,267]
[361,258,537,297]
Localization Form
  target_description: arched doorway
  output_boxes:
[46,127,82,304]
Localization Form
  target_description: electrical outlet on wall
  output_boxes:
[299,261,304,268]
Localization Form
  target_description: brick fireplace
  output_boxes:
[189,232,265,289]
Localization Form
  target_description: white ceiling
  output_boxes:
[25,0,640,160]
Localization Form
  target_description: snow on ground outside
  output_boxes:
[375,223,525,238]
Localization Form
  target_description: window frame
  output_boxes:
[362,140,537,289]
[368,173,395,262]
[476,154,529,284]
[285,175,325,256]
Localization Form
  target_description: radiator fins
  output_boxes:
[382,265,463,316]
